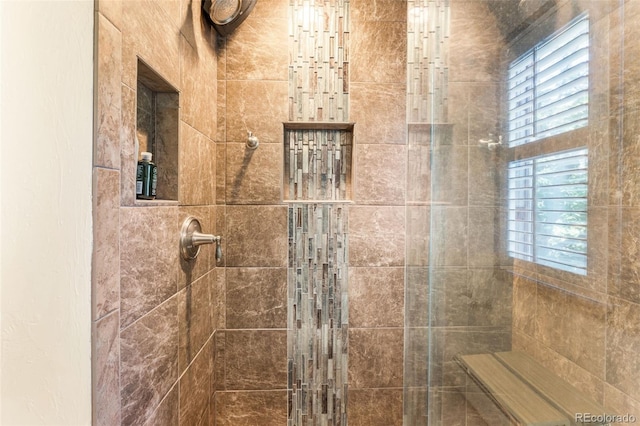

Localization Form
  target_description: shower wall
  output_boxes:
[509,0,640,419]
[93,1,220,424]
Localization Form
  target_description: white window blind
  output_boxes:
[508,14,590,147]
[508,148,588,275]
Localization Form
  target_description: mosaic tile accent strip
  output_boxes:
[288,203,349,426]
[285,129,353,201]
[407,0,450,124]
[289,0,350,122]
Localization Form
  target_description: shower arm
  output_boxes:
[180,216,222,262]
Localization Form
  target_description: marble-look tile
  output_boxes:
[225,143,283,204]
[224,205,288,267]
[225,81,288,143]
[214,391,288,426]
[348,389,403,426]
[155,93,180,201]
[468,207,498,267]
[120,206,179,328]
[355,144,406,205]
[404,327,429,387]
[431,145,468,206]
[222,330,287,390]
[348,328,404,388]
[607,296,640,400]
[93,311,120,426]
[121,0,181,90]
[623,0,640,113]
[350,0,406,22]
[604,382,640,424]
[468,145,501,207]
[407,144,431,203]
[179,340,212,426]
[589,121,611,207]
[406,206,430,267]
[93,168,120,320]
[212,268,225,331]
[180,37,217,141]
[349,206,405,267]
[469,270,512,327]
[449,1,504,83]
[225,267,287,329]
[406,267,429,328]
[144,385,178,426]
[617,208,640,304]
[467,83,501,149]
[430,269,468,327]
[225,7,288,81]
[351,83,406,145]
[178,273,213,373]
[512,274,537,337]
[404,388,429,426]
[430,206,468,267]
[216,80,226,140]
[96,14,122,169]
[120,84,137,206]
[121,297,179,426]
[621,111,640,207]
[440,388,467,426]
[351,21,406,84]
[349,267,404,327]
[98,2,123,30]
[216,141,227,204]
[179,123,216,206]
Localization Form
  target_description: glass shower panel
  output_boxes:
[405,0,625,424]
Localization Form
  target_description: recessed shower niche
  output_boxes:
[283,122,354,201]
[135,59,179,203]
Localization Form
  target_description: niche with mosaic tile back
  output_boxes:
[135,59,179,203]
[283,123,354,202]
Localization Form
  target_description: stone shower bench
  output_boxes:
[456,351,608,426]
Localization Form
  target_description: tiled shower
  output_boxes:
[92,0,640,425]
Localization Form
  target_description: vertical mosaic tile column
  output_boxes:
[288,1,351,424]
[407,0,450,124]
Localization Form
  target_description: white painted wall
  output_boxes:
[0,1,93,424]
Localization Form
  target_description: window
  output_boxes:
[507,13,590,147]
[507,148,588,275]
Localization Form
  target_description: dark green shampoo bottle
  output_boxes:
[136,151,157,200]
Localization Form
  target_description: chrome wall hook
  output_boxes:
[247,131,259,149]
[180,216,222,262]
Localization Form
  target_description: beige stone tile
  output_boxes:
[120,84,137,206]
[180,37,217,141]
[349,267,404,327]
[221,330,287,390]
[348,389,403,426]
[604,382,640,424]
[617,208,640,304]
[224,12,288,81]
[226,267,287,329]
[96,14,122,169]
[155,93,180,201]
[211,268,225,331]
[226,81,288,143]
[120,297,179,426]
[224,205,288,267]
[216,142,227,204]
[351,83,406,145]
[145,384,179,426]
[405,267,428,327]
[178,273,213,373]
[430,206,468,267]
[120,206,179,328]
[351,21,406,84]
[354,144,406,205]
[468,207,498,267]
[403,327,429,387]
[93,311,120,426]
[406,206,429,267]
[98,1,123,30]
[407,143,431,203]
[179,339,212,426]
[350,0,406,22]
[122,0,181,90]
[468,269,512,328]
[225,143,283,204]
[93,168,120,320]
[512,274,537,337]
[349,206,405,267]
[348,328,404,388]
[179,123,216,206]
[217,80,226,143]
[607,296,640,400]
[214,390,287,426]
[431,145,468,206]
